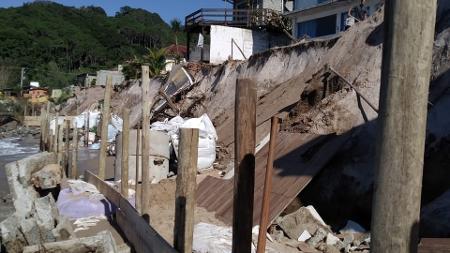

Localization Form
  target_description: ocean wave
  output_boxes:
[0,138,39,156]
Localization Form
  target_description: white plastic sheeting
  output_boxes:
[73,111,101,129]
[151,114,217,171]
[56,180,113,219]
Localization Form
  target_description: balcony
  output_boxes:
[185,8,283,32]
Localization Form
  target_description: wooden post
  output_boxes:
[135,123,141,211]
[98,77,113,180]
[121,108,130,198]
[39,107,46,151]
[71,125,78,179]
[174,128,199,253]
[232,79,257,253]
[64,119,70,174]
[371,1,438,253]
[45,102,51,151]
[57,119,64,167]
[256,116,280,253]
[141,66,151,217]
[85,112,90,147]
[53,113,59,153]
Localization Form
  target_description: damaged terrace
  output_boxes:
[2,0,450,253]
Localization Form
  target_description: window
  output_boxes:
[297,14,337,38]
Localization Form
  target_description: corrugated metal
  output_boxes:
[196,132,349,226]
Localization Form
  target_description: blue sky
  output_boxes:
[0,0,231,23]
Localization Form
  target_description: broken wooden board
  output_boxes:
[196,132,350,226]
[85,170,177,253]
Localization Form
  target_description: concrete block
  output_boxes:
[31,164,62,189]
[279,206,331,240]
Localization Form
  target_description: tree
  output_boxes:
[144,48,167,77]
[170,19,182,58]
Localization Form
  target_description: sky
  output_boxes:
[0,0,231,23]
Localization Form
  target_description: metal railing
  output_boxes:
[185,8,281,30]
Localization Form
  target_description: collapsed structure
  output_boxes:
[2,1,450,252]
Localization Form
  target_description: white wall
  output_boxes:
[96,70,125,86]
[210,25,269,64]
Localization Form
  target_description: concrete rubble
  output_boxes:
[0,153,119,253]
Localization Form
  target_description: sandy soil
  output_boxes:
[134,176,225,244]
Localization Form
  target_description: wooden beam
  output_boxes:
[256,116,280,253]
[174,128,199,253]
[371,1,438,253]
[98,77,113,180]
[141,65,151,217]
[121,108,130,198]
[232,79,257,253]
[84,170,177,253]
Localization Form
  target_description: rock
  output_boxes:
[1,121,18,131]
[0,215,26,253]
[22,230,118,253]
[31,164,63,189]
[326,233,340,245]
[307,228,327,247]
[298,242,320,253]
[298,230,312,242]
[52,217,75,241]
[279,206,331,240]
[324,245,341,253]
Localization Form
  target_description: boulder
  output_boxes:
[279,205,331,240]
[31,164,63,189]
[307,228,327,247]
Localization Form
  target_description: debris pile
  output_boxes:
[0,152,120,253]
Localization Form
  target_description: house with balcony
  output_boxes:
[185,0,293,64]
[285,0,383,39]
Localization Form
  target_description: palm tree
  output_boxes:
[170,19,182,58]
[144,48,167,77]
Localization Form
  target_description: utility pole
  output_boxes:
[371,1,437,253]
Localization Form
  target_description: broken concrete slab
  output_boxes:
[307,227,327,247]
[22,230,118,253]
[31,163,63,190]
[279,205,331,240]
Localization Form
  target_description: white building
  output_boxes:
[286,0,382,39]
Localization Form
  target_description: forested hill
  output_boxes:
[0,2,177,88]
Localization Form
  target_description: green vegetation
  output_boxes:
[0,2,183,89]
[122,48,168,80]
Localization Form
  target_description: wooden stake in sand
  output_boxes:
[174,128,199,253]
[121,108,130,198]
[232,79,257,253]
[371,1,438,252]
[71,124,78,179]
[98,76,113,180]
[141,65,151,219]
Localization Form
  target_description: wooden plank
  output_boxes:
[84,170,176,253]
[232,79,257,253]
[174,128,199,253]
